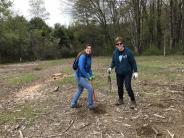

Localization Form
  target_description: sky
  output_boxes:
[12,0,73,27]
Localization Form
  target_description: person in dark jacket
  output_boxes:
[71,44,95,110]
[107,36,138,108]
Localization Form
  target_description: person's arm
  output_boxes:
[110,51,116,69]
[78,55,90,79]
[128,50,138,72]
[89,58,93,76]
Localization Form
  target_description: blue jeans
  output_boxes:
[71,72,94,108]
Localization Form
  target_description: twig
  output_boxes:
[46,120,75,138]
[167,130,175,138]
[122,123,131,127]
[79,123,91,129]
[19,130,24,138]
[120,132,125,137]
[62,119,75,133]
[152,127,159,135]
[154,114,165,119]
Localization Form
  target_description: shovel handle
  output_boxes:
[91,80,96,103]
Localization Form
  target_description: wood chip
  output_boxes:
[154,114,165,119]
[19,130,23,138]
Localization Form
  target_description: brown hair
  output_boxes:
[77,43,91,58]
[115,36,123,44]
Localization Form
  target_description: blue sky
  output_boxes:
[12,0,73,27]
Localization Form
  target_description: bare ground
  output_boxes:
[0,57,184,138]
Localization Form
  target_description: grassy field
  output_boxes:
[0,56,184,137]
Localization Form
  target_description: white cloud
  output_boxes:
[12,0,72,27]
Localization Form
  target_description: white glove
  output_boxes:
[107,68,112,73]
[133,72,138,79]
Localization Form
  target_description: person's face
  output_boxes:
[115,41,124,51]
[85,46,92,55]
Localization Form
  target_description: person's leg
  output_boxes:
[71,85,84,107]
[125,74,136,107]
[79,77,94,109]
[71,72,84,107]
[116,74,124,105]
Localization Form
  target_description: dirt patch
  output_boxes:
[15,84,45,102]
[136,124,156,136]
[0,57,184,138]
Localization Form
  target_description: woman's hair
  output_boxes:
[115,36,123,44]
[77,43,91,57]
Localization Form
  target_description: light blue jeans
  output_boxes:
[71,72,94,108]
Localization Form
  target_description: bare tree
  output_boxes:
[28,0,50,20]
[156,0,162,49]
[130,0,141,54]
[0,0,12,20]
[170,0,183,49]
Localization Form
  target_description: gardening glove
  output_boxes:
[91,75,95,80]
[132,72,138,80]
[89,75,95,81]
[89,77,93,81]
[107,67,112,74]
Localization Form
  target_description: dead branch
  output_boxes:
[167,129,175,138]
[19,130,24,138]
[152,127,159,135]
[62,119,75,133]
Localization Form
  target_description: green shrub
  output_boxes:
[142,47,162,56]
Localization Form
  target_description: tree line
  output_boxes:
[72,0,184,55]
[0,0,184,63]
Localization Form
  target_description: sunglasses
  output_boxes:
[115,42,123,46]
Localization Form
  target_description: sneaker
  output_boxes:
[88,105,96,110]
[115,99,124,106]
[129,101,136,109]
[70,103,79,108]
[71,104,77,108]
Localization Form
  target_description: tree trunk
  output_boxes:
[157,0,162,49]
[170,0,174,49]
[132,0,141,55]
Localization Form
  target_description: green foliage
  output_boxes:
[0,0,12,19]
[1,0,184,63]
[57,76,75,86]
[7,73,38,85]
[0,104,38,125]
[167,46,184,55]
[0,16,29,62]
[142,46,162,56]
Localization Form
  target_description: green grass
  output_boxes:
[62,66,73,74]
[0,104,38,125]
[135,56,184,80]
[7,73,38,85]
[57,76,75,86]
[40,59,67,68]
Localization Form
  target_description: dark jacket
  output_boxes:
[111,47,137,75]
[77,54,93,79]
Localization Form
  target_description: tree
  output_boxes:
[170,0,183,49]
[0,0,12,20]
[129,0,141,54]
[0,16,29,62]
[28,17,51,60]
[28,0,50,20]
[156,0,162,49]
